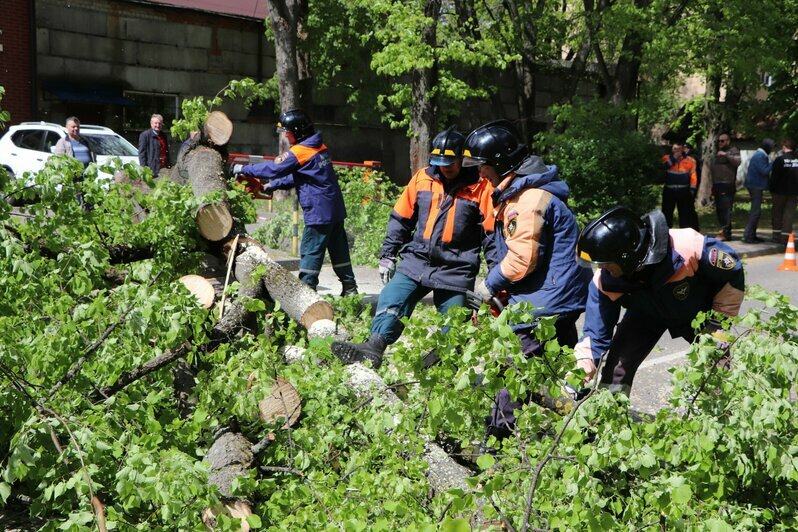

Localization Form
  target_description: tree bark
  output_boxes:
[184,146,234,242]
[236,237,333,329]
[409,0,441,173]
[697,73,723,208]
[265,0,310,111]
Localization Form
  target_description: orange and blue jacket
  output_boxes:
[574,229,745,362]
[241,131,346,225]
[662,154,698,191]
[485,160,590,319]
[381,165,496,291]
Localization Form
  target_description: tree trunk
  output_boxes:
[201,431,254,530]
[265,0,303,111]
[183,145,234,242]
[697,73,723,208]
[236,237,333,329]
[409,0,441,173]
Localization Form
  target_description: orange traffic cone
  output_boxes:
[777,233,798,271]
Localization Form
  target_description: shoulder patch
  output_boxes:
[274,152,288,164]
[709,248,736,270]
[505,210,519,237]
[672,281,690,301]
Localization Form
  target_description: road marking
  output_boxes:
[639,349,690,369]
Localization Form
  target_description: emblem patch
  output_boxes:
[505,211,519,237]
[709,248,736,270]
[274,153,287,164]
[672,282,690,301]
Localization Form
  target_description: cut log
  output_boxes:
[237,237,333,329]
[179,275,216,309]
[257,377,301,428]
[204,111,234,147]
[202,430,254,530]
[184,145,234,242]
[307,319,351,342]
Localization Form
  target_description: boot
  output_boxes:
[340,281,359,296]
[331,333,387,368]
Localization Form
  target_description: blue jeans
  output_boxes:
[744,187,764,240]
[298,222,356,290]
[370,271,466,344]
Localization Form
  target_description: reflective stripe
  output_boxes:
[332,261,352,268]
[423,191,441,240]
[299,268,321,274]
[375,308,402,318]
[442,198,457,243]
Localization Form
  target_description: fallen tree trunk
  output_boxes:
[184,146,234,242]
[201,430,254,530]
[236,237,333,329]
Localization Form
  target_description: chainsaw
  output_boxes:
[235,174,273,200]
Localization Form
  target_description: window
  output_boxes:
[12,130,45,151]
[43,132,61,153]
[83,134,138,157]
[122,91,180,136]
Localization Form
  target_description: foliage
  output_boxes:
[1,125,797,530]
[535,101,661,223]
[337,167,399,267]
[171,78,274,140]
[252,211,297,252]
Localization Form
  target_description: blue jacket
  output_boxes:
[382,165,496,291]
[138,129,170,175]
[241,132,346,226]
[485,159,591,318]
[745,149,772,190]
[574,229,745,362]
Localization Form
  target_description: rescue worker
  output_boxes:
[462,120,591,439]
[330,127,496,369]
[233,109,358,295]
[573,206,745,395]
[661,141,699,230]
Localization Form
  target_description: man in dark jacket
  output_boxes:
[330,128,496,368]
[770,138,798,244]
[573,207,745,395]
[462,120,591,438]
[138,114,171,176]
[743,138,775,243]
[234,109,357,295]
[710,133,741,241]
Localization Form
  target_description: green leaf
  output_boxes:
[246,514,262,529]
[476,454,496,470]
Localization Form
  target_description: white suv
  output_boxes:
[0,121,139,184]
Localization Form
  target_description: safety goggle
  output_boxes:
[462,156,487,168]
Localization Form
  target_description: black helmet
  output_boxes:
[462,120,529,176]
[429,127,466,166]
[277,109,315,142]
[576,207,669,276]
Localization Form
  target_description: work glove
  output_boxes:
[575,356,597,383]
[379,257,396,285]
[465,280,493,311]
[232,163,245,175]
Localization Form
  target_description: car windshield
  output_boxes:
[83,134,137,157]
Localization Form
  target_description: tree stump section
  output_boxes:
[179,275,216,309]
[257,377,301,428]
[203,111,234,147]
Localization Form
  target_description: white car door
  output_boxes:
[8,129,51,182]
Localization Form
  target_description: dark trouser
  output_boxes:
[298,222,356,290]
[662,186,699,230]
[486,312,580,439]
[743,187,765,240]
[599,312,694,395]
[370,271,466,344]
[713,183,736,239]
[771,193,797,243]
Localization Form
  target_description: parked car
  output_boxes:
[0,121,139,185]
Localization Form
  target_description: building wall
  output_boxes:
[0,0,34,123]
